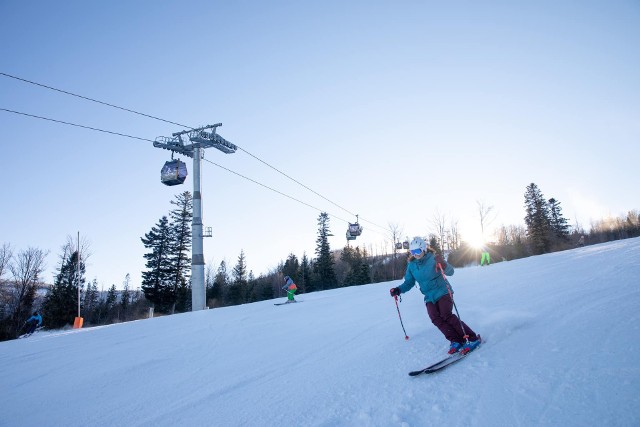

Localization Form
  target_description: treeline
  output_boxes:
[204,212,407,308]
[447,183,640,267]
[0,239,150,341]
[2,183,637,341]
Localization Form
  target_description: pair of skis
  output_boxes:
[274,300,300,306]
[18,326,43,339]
[409,336,482,376]
[409,352,467,376]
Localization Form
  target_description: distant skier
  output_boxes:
[390,237,480,355]
[480,246,491,266]
[24,311,43,335]
[282,275,297,303]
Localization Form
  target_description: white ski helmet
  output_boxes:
[409,236,427,253]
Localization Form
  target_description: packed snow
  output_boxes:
[1,238,639,426]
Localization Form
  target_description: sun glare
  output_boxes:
[468,234,486,250]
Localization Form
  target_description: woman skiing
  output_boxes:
[282,275,297,303]
[390,237,480,355]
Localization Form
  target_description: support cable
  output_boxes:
[0,107,360,229]
[0,72,190,128]
[1,70,393,234]
[0,108,153,142]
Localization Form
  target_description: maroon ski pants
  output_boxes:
[426,294,477,344]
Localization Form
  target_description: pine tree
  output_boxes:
[428,235,442,254]
[314,212,337,290]
[342,246,371,287]
[227,250,248,305]
[299,253,312,294]
[548,198,570,241]
[342,246,358,286]
[258,276,275,301]
[83,279,100,324]
[140,216,175,313]
[524,183,552,254]
[208,260,228,307]
[232,250,248,285]
[174,281,191,312]
[168,191,192,312]
[282,253,300,283]
[42,250,86,329]
[357,256,371,285]
[105,284,118,322]
[245,271,257,303]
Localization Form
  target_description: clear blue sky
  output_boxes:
[1,1,638,289]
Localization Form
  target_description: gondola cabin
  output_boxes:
[160,159,188,186]
[348,223,363,237]
[395,242,403,250]
[402,241,409,249]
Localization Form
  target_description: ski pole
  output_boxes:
[393,295,409,340]
[437,264,469,344]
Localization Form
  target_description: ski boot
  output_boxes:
[460,336,482,355]
[448,341,463,354]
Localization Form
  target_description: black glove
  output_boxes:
[435,254,446,270]
[389,287,401,297]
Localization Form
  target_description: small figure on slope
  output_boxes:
[282,275,297,303]
[24,311,43,336]
[390,237,480,355]
[480,245,491,266]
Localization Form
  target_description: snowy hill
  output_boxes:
[1,238,639,427]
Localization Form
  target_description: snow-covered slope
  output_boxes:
[2,238,639,426]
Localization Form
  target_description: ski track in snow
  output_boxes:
[1,238,639,426]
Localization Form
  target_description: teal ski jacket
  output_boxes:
[397,252,454,304]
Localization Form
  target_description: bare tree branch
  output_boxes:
[8,247,48,336]
[476,200,497,241]
[430,209,447,250]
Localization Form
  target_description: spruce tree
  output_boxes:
[227,250,248,305]
[282,253,300,283]
[428,235,443,254]
[208,260,229,306]
[299,253,312,294]
[140,216,175,313]
[524,183,552,254]
[314,212,337,290]
[174,281,191,312]
[258,277,274,301]
[548,198,570,241]
[341,246,358,286]
[245,271,257,303]
[42,250,86,329]
[83,279,100,324]
[342,246,371,287]
[232,250,248,285]
[358,258,371,285]
[169,191,192,312]
[105,284,118,322]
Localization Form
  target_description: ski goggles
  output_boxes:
[410,248,423,256]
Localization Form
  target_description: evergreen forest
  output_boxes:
[1,185,638,341]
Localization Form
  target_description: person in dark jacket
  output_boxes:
[25,311,43,334]
[390,237,480,355]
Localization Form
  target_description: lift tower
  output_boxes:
[153,124,237,311]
